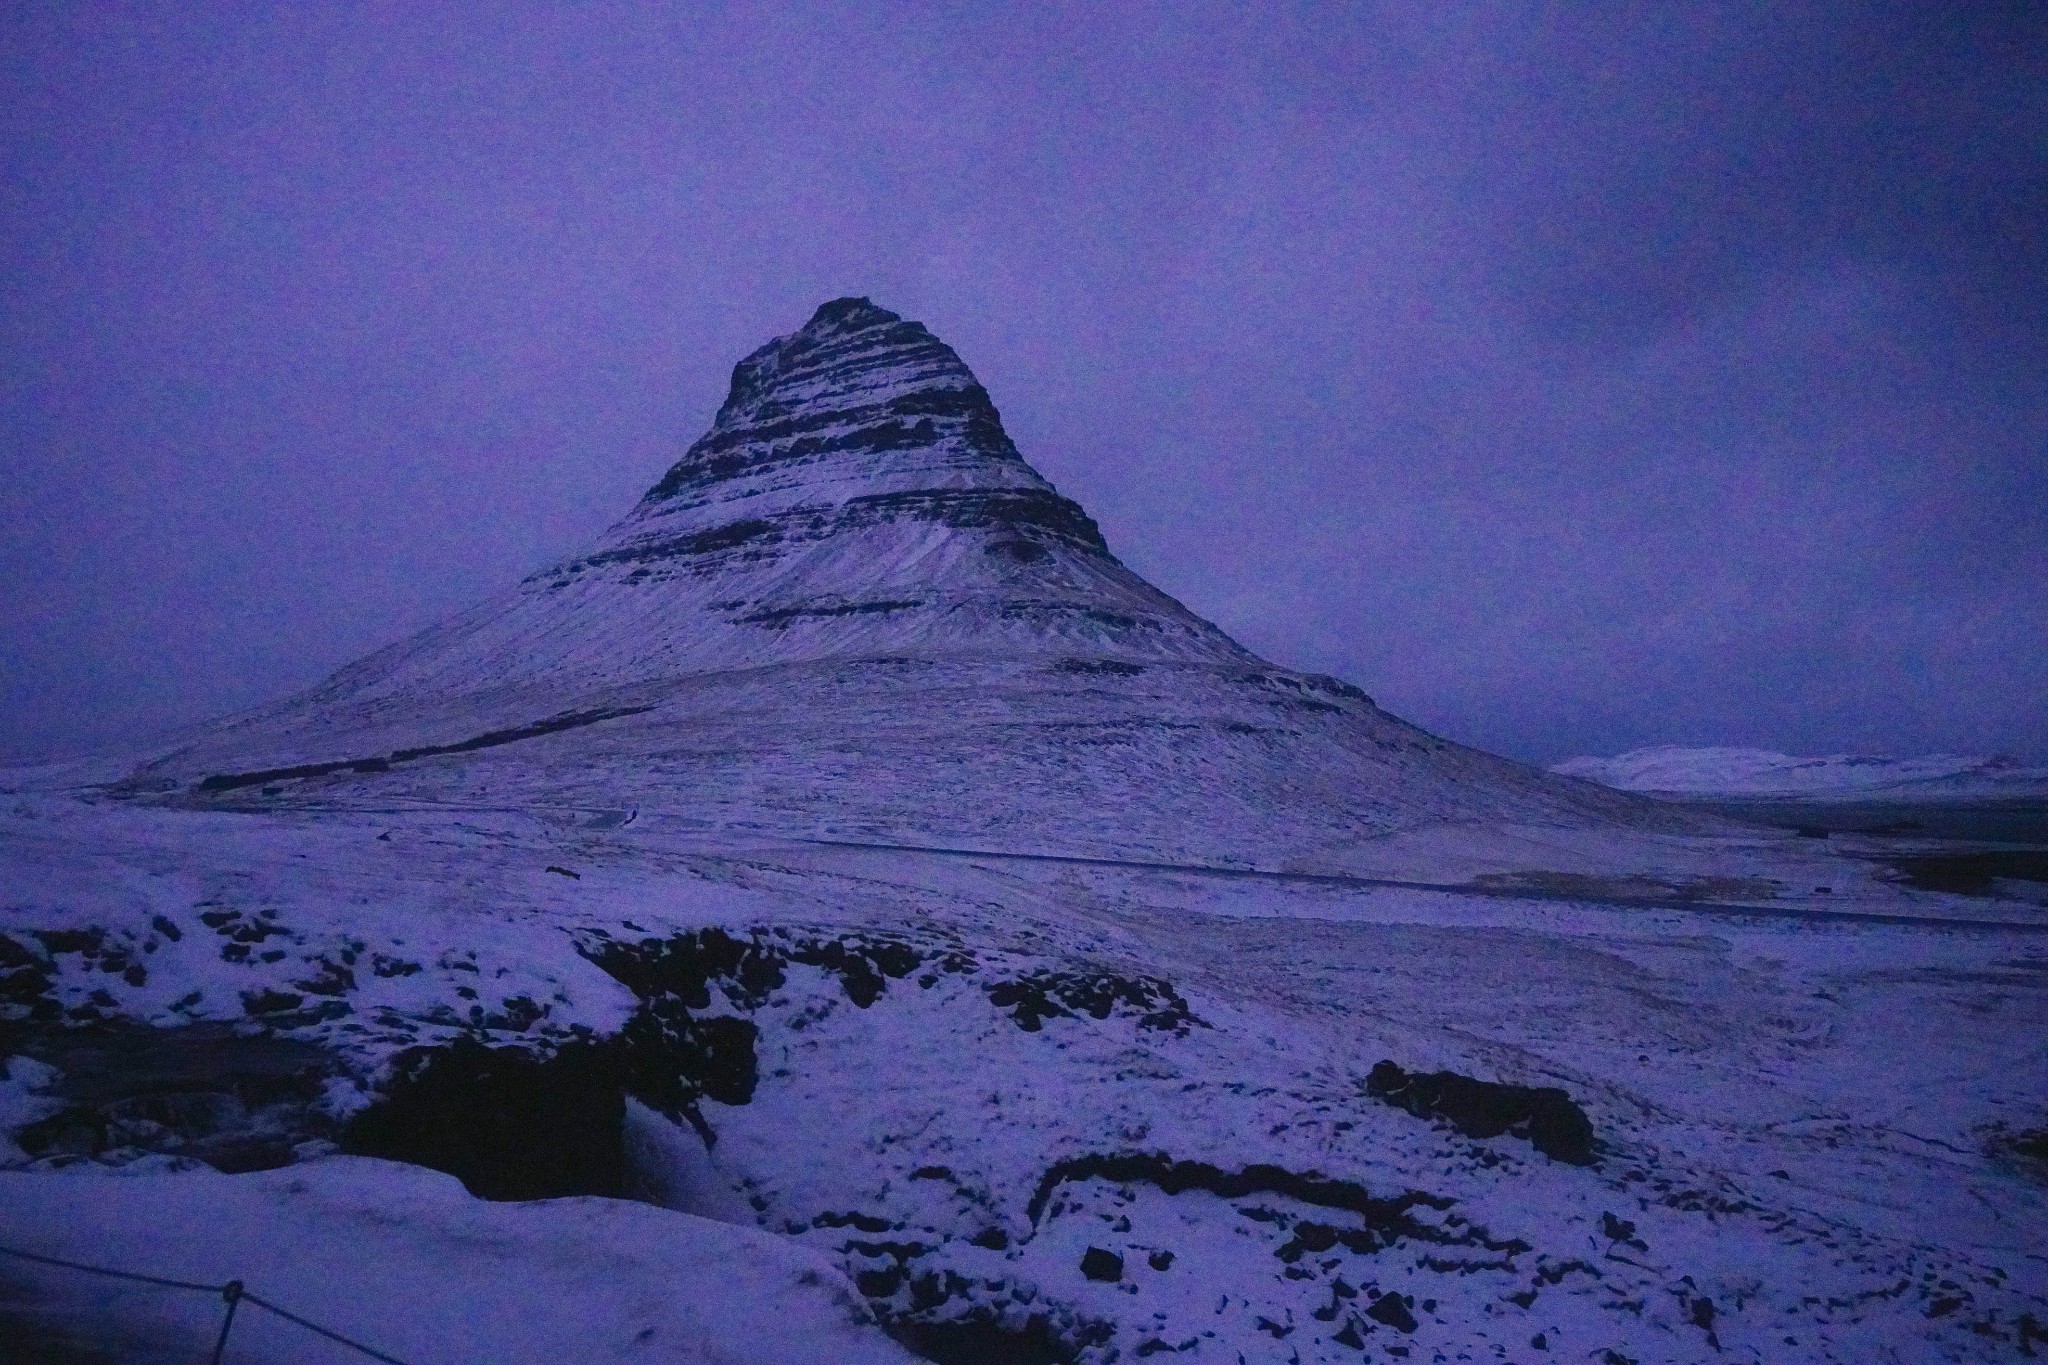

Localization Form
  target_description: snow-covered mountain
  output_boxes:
[1555,744,2048,800]
[113,297,1700,883]
[4,301,2044,1363]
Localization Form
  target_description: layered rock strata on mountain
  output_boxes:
[297,298,1253,710]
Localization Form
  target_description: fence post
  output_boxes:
[210,1279,245,1365]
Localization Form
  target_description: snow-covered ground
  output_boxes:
[1555,745,2048,801]
[3,788,2043,1362]
[4,300,2045,1361]
[0,1157,916,1363]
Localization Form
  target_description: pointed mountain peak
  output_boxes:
[677,297,986,486]
[495,298,1253,674]
[277,301,1254,709]
[804,296,903,332]
[627,299,1081,548]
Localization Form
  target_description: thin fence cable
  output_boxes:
[243,1292,415,1365]
[0,1244,218,1294]
[0,1242,417,1364]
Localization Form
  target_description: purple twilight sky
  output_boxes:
[3,1,2043,767]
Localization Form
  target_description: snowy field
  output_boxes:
[3,783,2044,1363]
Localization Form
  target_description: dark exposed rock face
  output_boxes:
[191,706,651,794]
[1364,1291,1419,1333]
[889,1314,1077,1365]
[1079,1247,1124,1282]
[551,298,1115,590]
[1365,1060,1598,1166]
[342,1037,628,1201]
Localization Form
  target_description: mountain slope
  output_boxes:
[113,298,1697,881]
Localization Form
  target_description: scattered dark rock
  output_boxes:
[544,865,581,879]
[984,972,1200,1035]
[1052,658,1146,677]
[572,926,983,1138]
[31,929,106,957]
[1148,1249,1174,1271]
[1366,1060,1598,1165]
[582,926,958,1019]
[2017,1312,2047,1354]
[1080,1247,1124,1283]
[1365,1292,1418,1333]
[1022,1153,1506,1276]
[0,932,58,1024]
[346,929,958,1195]
[613,1008,758,1129]
[292,959,354,997]
[815,1209,897,1234]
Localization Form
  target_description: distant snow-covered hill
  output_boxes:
[1555,744,2048,799]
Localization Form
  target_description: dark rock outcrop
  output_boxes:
[341,1037,628,1200]
[1366,1060,1597,1165]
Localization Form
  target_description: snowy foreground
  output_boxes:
[0,1157,916,1364]
[2,788,2044,1363]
